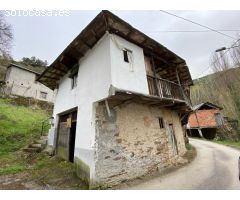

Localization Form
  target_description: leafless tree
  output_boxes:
[0,11,13,56]
[191,37,240,120]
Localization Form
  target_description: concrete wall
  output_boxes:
[5,66,55,102]
[93,102,186,187]
[51,33,112,183]
[110,34,149,95]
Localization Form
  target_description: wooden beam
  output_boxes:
[126,30,133,37]
[91,29,101,41]
[79,39,92,49]
[70,47,84,58]
[56,63,69,73]
[141,38,147,45]
[47,70,65,77]
[42,75,59,80]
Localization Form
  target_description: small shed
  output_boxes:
[187,102,224,139]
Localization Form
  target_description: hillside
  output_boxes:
[191,67,240,123]
[0,98,51,155]
[0,97,87,189]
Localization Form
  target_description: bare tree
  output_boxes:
[191,37,240,121]
[0,11,13,56]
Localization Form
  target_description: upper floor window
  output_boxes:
[123,49,129,63]
[71,73,78,89]
[122,49,134,72]
[40,91,47,99]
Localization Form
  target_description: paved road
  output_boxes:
[125,138,240,189]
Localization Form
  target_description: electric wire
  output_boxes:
[159,10,236,40]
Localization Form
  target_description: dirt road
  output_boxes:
[124,138,240,189]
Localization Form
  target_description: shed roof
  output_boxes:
[192,102,223,111]
[37,10,193,90]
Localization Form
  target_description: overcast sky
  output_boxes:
[5,10,240,79]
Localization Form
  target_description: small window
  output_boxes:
[71,73,78,89]
[40,91,47,99]
[123,49,129,62]
[158,117,164,129]
[123,49,132,63]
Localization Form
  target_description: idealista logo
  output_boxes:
[4,10,70,17]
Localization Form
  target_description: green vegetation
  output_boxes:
[191,68,240,121]
[0,151,88,189]
[185,143,192,151]
[0,98,50,155]
[0,97,87,189]
[214,140,240,150]
[0,165,26,176]
[191,68,240,141]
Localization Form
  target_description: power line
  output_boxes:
[146,30,240,33]
[159,10,236,40]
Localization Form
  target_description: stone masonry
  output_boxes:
[93,102,186,188]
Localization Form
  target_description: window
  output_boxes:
[123,49,129,62]
[40,91,47,99]
[71,73,78,89]
[158,117,164,129]
[214,113,224,126]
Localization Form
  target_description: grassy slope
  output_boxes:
[191,67,240,120]
[0,98,87,189]
[214,140,240,150]
[0,98,50,154]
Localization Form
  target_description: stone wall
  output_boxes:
[93,102,186,188]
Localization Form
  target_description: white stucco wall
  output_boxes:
[51,33,112,178]
[5,66,55,102]
[51,33,153,184]
[109,34,149,95]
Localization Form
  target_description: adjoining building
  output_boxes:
[187,102,224,139]
[38,10,193,188]
[3,62,55,102]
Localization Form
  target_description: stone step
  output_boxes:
[22,147,42,153]
[40,136,48,140]
[29,143,43,148]
[34,139,48,145]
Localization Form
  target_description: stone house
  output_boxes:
[4,62,55,102]
[187,102,224,139]
[37,11,193,188]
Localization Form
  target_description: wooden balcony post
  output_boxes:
[151,55,160,97]
[176,67,192,107]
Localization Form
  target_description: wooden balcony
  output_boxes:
[147,75,184,101]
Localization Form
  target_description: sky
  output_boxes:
[4,10,240,79]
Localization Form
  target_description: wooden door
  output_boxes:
[57,121,70,160]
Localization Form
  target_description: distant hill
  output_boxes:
[190,67,240,122]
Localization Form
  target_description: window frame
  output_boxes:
[123,48,132,63]
[40,91,47,99]
[158,117,165,129]
[71,73,78,89]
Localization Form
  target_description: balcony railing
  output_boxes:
[147,75,184,101]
